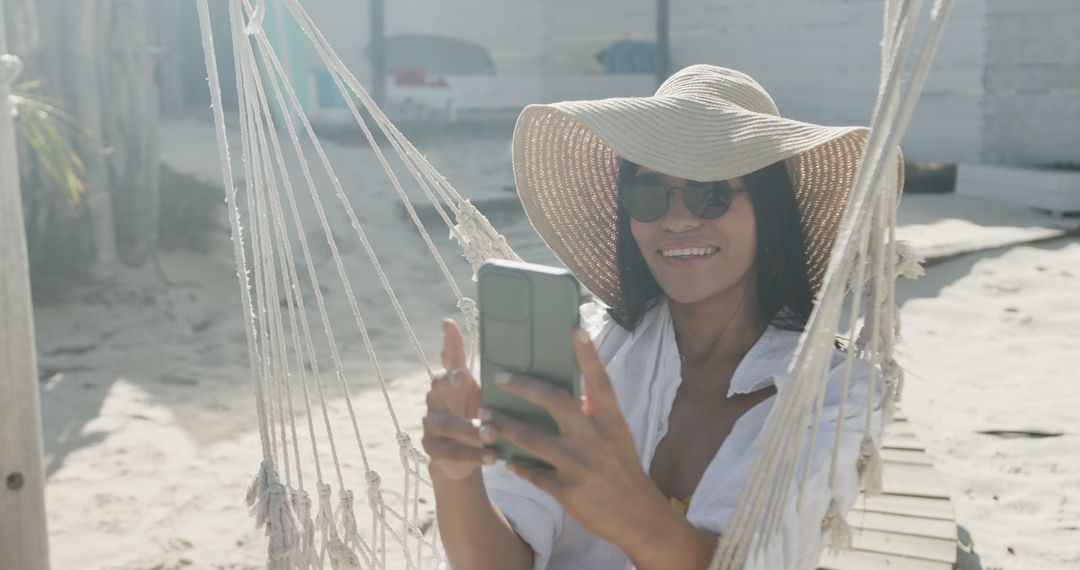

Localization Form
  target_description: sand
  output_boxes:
[28,118,1079,569]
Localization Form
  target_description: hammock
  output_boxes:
[194,0,952,568]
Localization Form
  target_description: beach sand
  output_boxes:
[31,119,1079,569]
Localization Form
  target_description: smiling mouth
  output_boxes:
[659,247,718,259]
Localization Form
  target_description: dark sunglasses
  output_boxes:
[619,173,740,223]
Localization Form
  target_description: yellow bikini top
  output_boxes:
[669,494,693,517]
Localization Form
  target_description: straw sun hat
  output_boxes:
[512,64,902,308]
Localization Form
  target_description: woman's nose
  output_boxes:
[659,188,702,233]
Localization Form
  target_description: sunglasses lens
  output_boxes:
[685,181,735,219]
[621,176,738,222]
[622,179,669,222]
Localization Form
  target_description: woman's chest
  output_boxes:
[647,381,775,501]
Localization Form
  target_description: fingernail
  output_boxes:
[478,424,496,443]
[446,368,460,384]
[478,407,493,422]
[481,453,496,466]
[574,328,590,344]
[494,372,512,385]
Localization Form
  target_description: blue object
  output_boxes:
[597,40,657,74]
[314,67,348,108]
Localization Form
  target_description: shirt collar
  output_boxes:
[650,298,801,398]
[725,324,802,397]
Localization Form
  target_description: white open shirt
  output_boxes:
[453,300,879,569]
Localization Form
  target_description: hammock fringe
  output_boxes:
[821,499,854,554]
[327,536,363,570]
[316,482,335,539]
[895,240,926,280]
[338,489,362,549]
[267,483,300,569]
[291,488,320,569]
[857,435,885,496]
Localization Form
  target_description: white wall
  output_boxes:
[669,0,988,163]
[299,0,1079,166]
[982,0,1080,166]
[303,0,660,108]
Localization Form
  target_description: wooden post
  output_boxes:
[0,1,51,568]
[656,0,670,87]
[370,0,385,106]
[75,0,120,278]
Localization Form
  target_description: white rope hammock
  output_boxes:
[194,0,951,567]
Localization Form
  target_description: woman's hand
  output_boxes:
[479,328,660,545]
[421,319,495,481]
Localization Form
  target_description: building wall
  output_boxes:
[668,0,987,163]
[296,0,1078,166]
[982,0,1080,166]
[302,0,545,79]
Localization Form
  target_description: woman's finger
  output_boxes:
[571,328,620,420]
[423,409,484,446]
[440,318,467,371]
[484,410,574,470]
[507,462,561,495]
[492,373,586,435]
[421,434,497,465]
[430,367,465,391]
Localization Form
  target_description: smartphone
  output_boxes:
[478,259,582,469]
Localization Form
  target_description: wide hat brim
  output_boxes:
[512,65,902,308]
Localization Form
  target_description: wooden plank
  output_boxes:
[847,528,956,563]
[882,432,927,451]
[820,548,953,570]
[844,510,957,541]
[855,493,957,521]
[0,14,51,570]
[825,409,959,568]
[884,422,919,440]
[886,427,919,440]
[881,447,935,466]
[881,463,952,499]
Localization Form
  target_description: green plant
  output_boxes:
[10,79,90,207]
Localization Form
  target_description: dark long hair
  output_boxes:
[607,160,814,332]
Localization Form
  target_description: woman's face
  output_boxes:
[628,166,757,305]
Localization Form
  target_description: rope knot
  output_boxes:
[882,357,903,389]
[364,470,383,508]
[291,488,312,516]
[291,489,318,569]
[266,482,299,564]
[337,489,362,548]
[244,0,266,36]
[452,200,520,277]
[894,240,925,280]
[857,435,884,496]
[246,459,275,507]
[397,432,415,463]
[339,488,355,510]
[457,297,480,340]
[315,482,335,537]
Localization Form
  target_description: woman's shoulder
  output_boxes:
[579,300,611,336]
[737,324,874,393]
[579,298,666,344]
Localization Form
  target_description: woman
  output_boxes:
[422,65,890,569]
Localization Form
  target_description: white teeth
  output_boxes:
[661,247,717,258]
